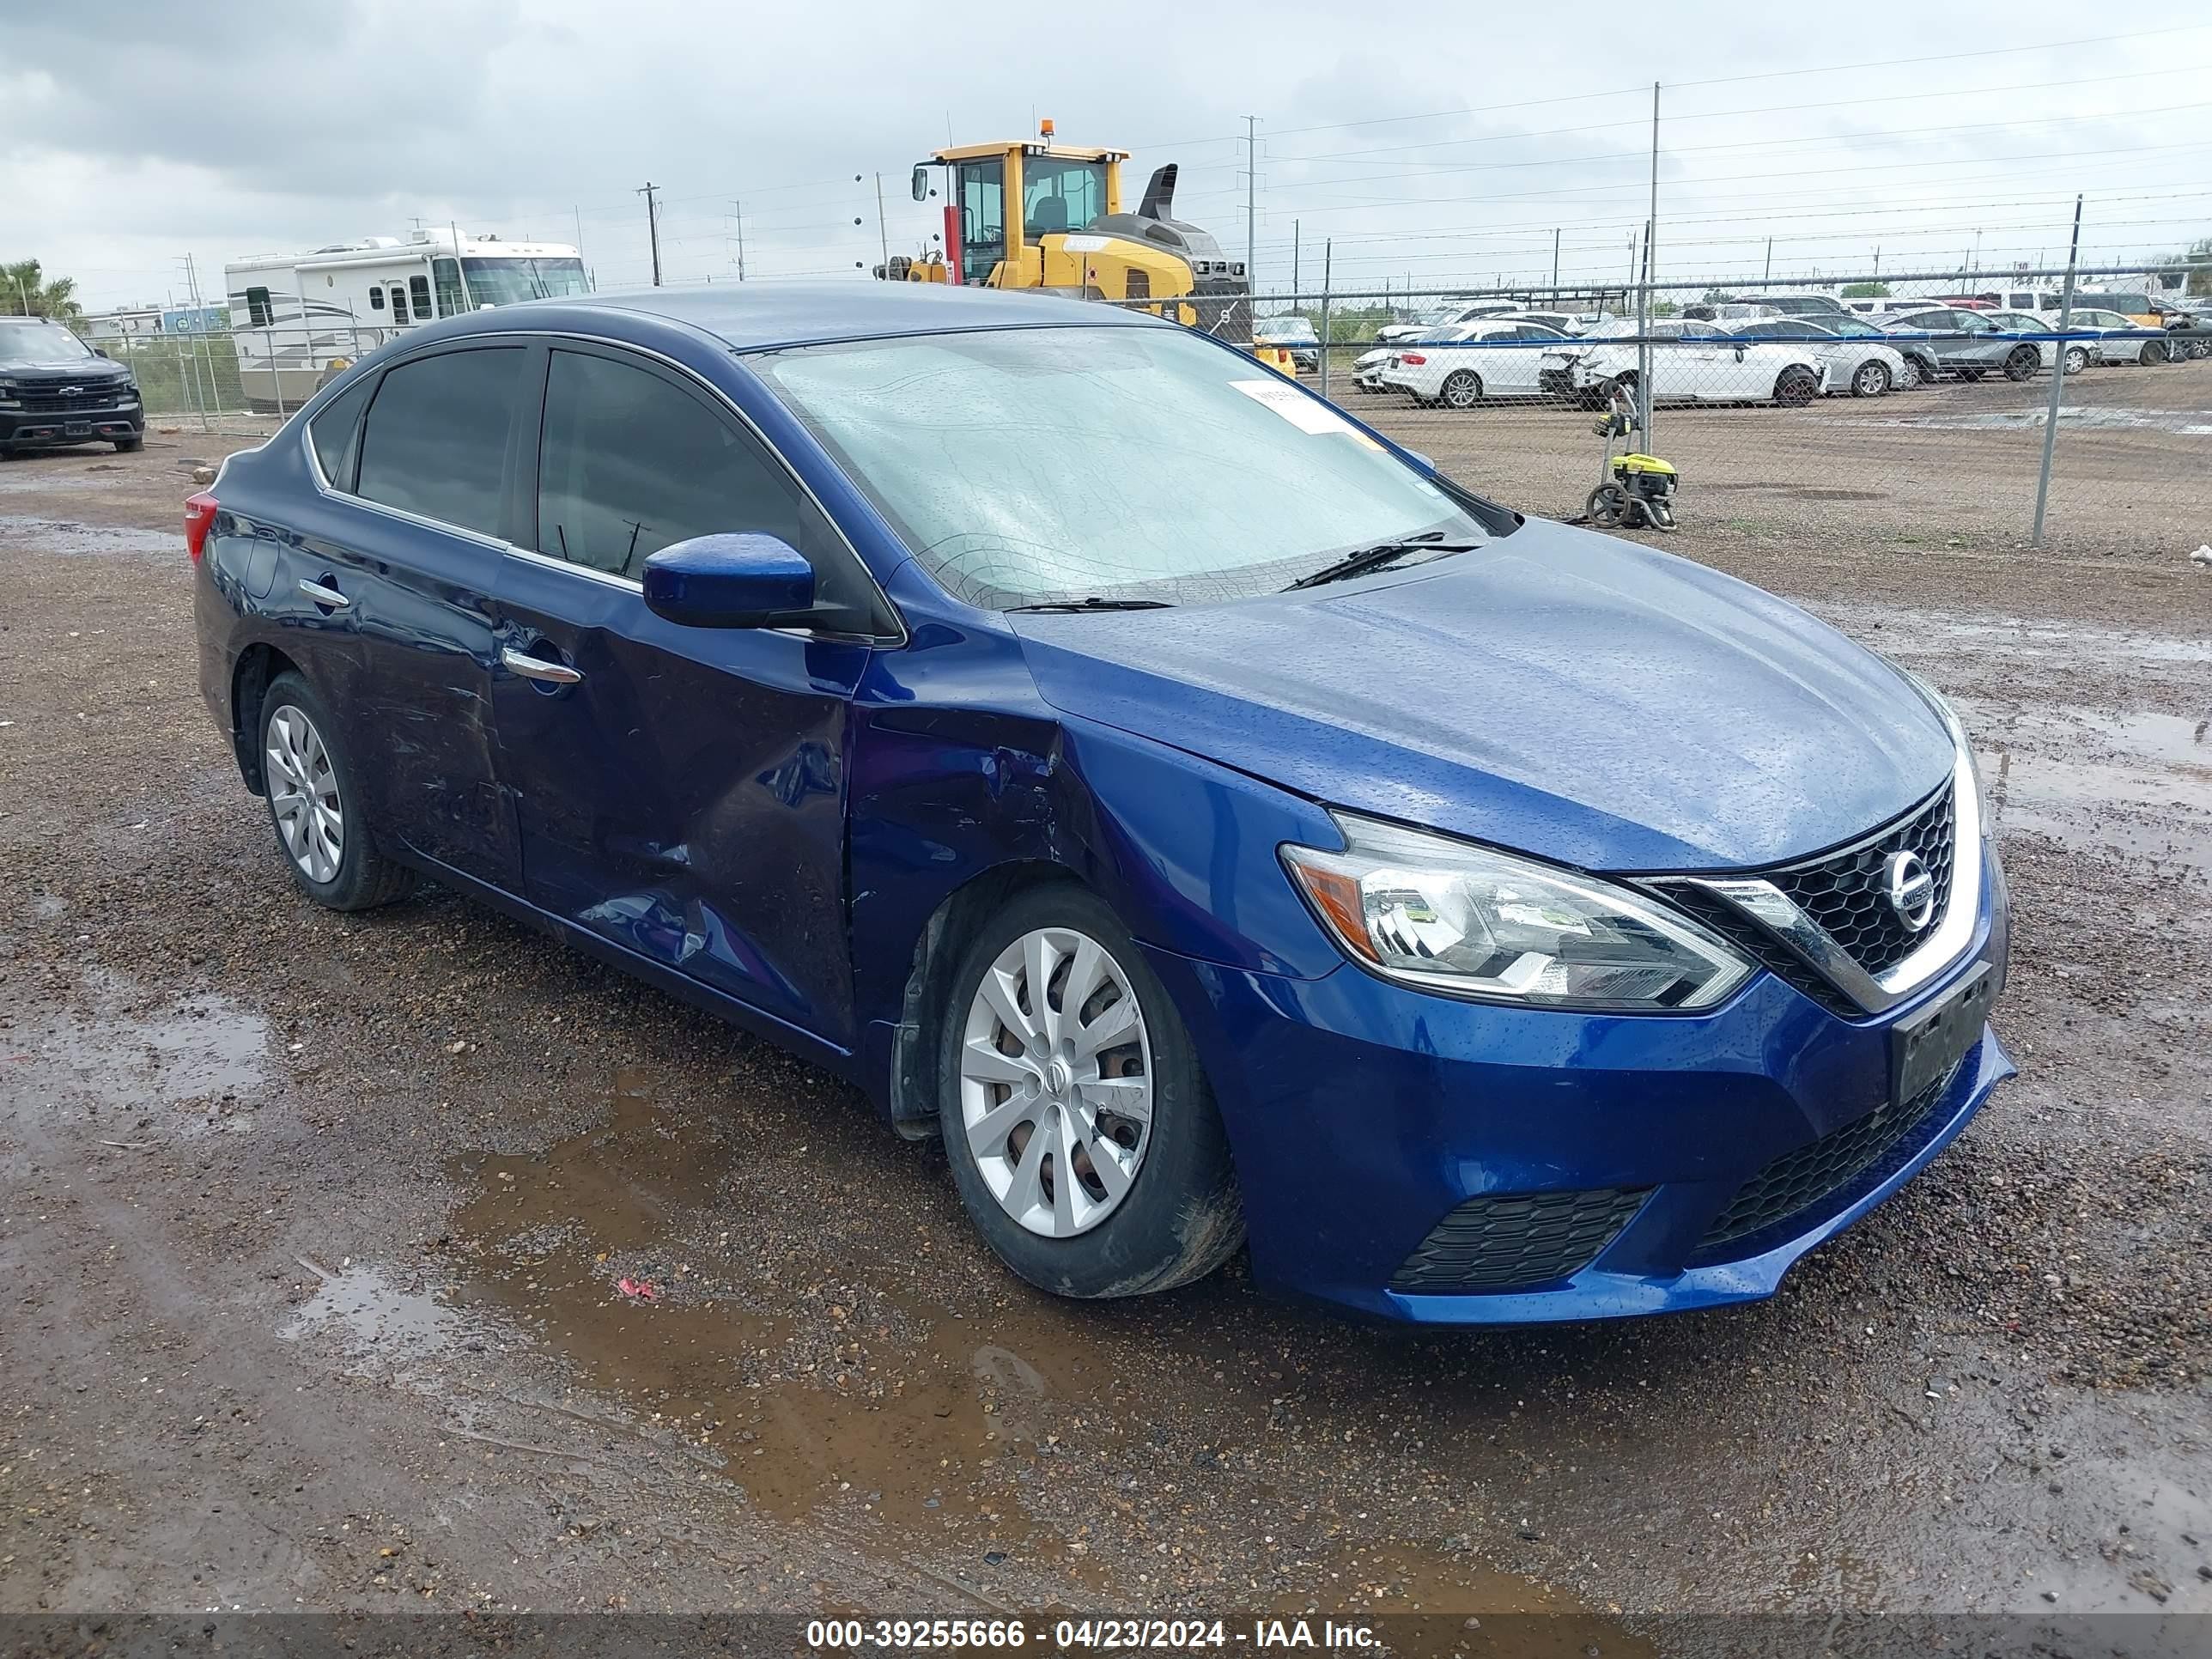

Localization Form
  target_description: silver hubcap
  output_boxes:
[958,926,1153,1237]
[265,704,343,884]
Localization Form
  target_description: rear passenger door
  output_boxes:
[308,343,527,889]
[487,342,884,1049]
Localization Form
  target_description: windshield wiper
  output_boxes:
[1283,535,1479,592]
[1006,597,1177,613]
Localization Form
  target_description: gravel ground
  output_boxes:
[0,429,2208,1633]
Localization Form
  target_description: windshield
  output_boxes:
[0,319,95,360]
[755,325,1488,608]
[1022,158,1107,236]
[2080,293,2151,313]
[1255,318,1317,343]
[1820,318,1878,337]
[460,257,590,306]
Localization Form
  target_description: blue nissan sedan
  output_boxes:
[189,283,2011,1323]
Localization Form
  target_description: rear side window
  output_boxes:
[307,374,375,489]
[534,348,879,628]
[356,346,525,538]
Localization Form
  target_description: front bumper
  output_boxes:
[0,397,143,447]
[1146,852,2012,1323]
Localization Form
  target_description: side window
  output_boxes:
[432,258,466,318]
[308,374,376,489]
[389,284,410,325]
[534,349,878,628]
[368,287,386,312]
[246,287,273,327]
[410,275,433,318]
[355,347,525,537]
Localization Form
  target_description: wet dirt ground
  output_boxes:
[1,428,2209,1637]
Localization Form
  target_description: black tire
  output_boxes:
[1958,367,1985,382]
[1899,354,1932,390]
[1850,359,1893,398]
[256,671,417,912]
[112,435,143,453]
[1440,369,1483,410]
[1587,482,1630,527]
[2142,340,2169,366]
[2063,346,2091,374]
[1773,366,1819,406]
[2002,346,2039,382]
[938,883,1243,1299]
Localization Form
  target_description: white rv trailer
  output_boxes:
[222,228,587,409]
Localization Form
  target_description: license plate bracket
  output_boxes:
[64,421,91,438]
[1891,961,1992,1106]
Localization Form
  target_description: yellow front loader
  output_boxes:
[877,123,1292,371]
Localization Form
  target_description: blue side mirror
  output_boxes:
[641,533,816,629]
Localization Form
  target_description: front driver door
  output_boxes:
[487,342,886,1052]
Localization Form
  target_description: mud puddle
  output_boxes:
[1970,705,2212,868]
[2,969,267,1135]
[437,1068,1632,1623]
[0,513,182,557]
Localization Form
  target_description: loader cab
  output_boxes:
[917,140,1127,286]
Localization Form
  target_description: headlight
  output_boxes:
[1281,814,1753,1012]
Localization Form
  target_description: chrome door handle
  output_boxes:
[501,647,583,686]
[299,579,350,609]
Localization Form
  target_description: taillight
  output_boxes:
[1401,353,1427,366]
[184,493,218,562]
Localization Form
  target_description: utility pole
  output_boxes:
[731,199,746,281]
[1242,114,1259,296]
[637,182,662,287]
[572,205,586,264]
[1552,228,1561,295]
[1292,219,1301,299]
[2031,195,2084,549]
[1764,236,1772,283]
[874,173,890,273]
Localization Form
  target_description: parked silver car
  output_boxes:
[1881,307,2048,382]
[1729,317,1911,397]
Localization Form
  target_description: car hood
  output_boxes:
[1011,519,1954,872]
[0,353,131,378]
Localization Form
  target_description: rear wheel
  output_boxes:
[1850,359,1892,398]
[1773,366,1820,406]
[1440,369,1484,410]
[2003,346,2039,382]
[939,884,1243,1299]
[257,672,417,912]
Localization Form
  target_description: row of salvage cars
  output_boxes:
[1347,296,2204,410]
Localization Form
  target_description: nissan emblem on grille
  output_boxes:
[1884,849,1936,932]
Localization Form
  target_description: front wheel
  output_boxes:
[1850,360,1893,398]
[2063,346,2091,374]
[113,434,144,453]
[1773,366,1820,406]
[2142,340,2169,366]
[257,672,418,912]
[1440,369,1484,410]
[939,884,1243,1299]
[2003,346,2039,382]
[1898,355,1927,390]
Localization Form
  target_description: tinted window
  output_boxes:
[410,275,433,318]
[535,349,877,625]
[368,287,386,311]
[246,287,273,328]
[308,374,376,489]
[356,346,525,537]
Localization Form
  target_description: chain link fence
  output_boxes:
[1138,263,2209,558]
[64,318,399,436]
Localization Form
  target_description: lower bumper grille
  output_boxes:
[1694,1061,1966,1259]
[1392,1186,1650,1294]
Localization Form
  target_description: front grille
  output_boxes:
[1693,1061,1964,1259]
[1769,784,1956,976]
[1393,1186,1650,1293]
[15,385,131,413]
[1660,883,1862,1019]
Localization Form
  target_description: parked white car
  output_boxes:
[1538,319,1829,407]
[1378,320,1576,406]
[1352,318,1490,392]
[1729,317,1911,397]
[1372,299,1524,347]
[2059,307,2171,366]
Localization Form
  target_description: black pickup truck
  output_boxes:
[0,317,144,455]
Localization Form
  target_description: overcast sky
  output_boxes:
[7,2,2209,311]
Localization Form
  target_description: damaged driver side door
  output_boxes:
[487,340,880,1052]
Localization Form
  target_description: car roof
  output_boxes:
[435,281,1157,351]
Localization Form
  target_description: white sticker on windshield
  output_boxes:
[1229,377,1355,435]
